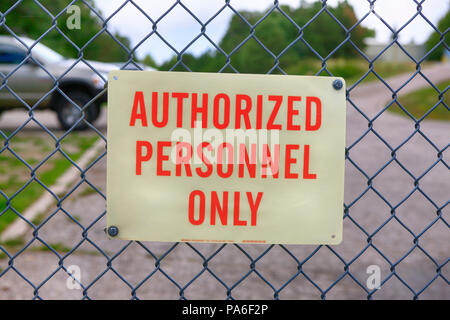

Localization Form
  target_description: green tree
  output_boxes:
[425,10,450,61]
[142,54,158,69]
[160,1,374,74]
[0,0,132,62]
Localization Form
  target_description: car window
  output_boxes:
[0,44,27,64]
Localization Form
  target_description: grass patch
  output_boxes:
[0,240,102,257]
[78,187,97,198]
[31,243,102,256]
[33,242,72,253]
[0,133,99,233]
[66,214,81,222]
[390,80,449,121]
[1,238,25,247]
[31,212,46,226]
[283,58,420,85]
[0,237,25,259]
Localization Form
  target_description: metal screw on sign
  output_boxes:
[107,226,119,237]
[333,79,343,90]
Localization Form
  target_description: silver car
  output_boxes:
[0,36,152,130]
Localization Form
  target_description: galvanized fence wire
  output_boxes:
[0,0,448,299]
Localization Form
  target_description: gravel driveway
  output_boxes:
[0,64,448,299]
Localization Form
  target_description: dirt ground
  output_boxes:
[0,64,448,299]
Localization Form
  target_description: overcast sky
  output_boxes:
[93,0,449,64]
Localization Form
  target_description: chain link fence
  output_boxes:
[0,0,448,299]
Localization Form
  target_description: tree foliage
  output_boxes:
[160,1,374,73]
[142,54,158,69]
[425,10,450,61]
[0,0,133,62]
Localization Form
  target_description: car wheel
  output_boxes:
[55,90,100,131]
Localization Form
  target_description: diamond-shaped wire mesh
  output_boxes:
[0,0,448,299]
